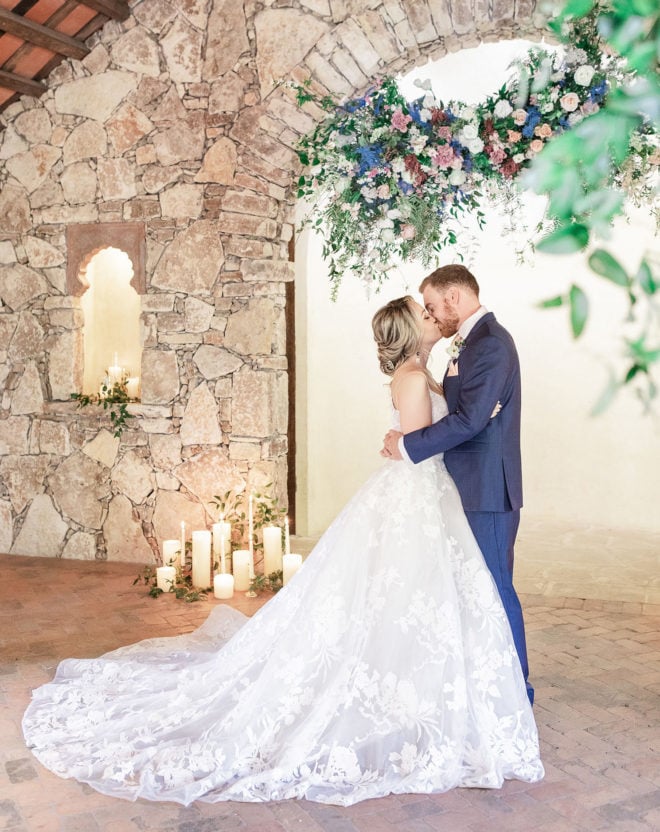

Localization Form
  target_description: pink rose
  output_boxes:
[488,146,506,164]
[400,224,416,240]
[376,184,391,199]
[391,108,412,131]
[581,100,600,115]
[560,92,580,112]
[450,156,463,169]
[529,139,544,153]
[432,145,455,168]
[436,126,452,141]
[507,129,522,143]
[534,123,552,139]
[512,109,528,126]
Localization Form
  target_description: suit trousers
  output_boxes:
[465,509,534,705]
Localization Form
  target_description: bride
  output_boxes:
[23,295,544,807]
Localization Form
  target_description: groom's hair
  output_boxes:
[419,264,480,296]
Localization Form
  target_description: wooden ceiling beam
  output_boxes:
[0,68,45,98]
[80,0,130,20]
[0,8,89,60]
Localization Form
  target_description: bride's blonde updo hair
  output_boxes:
[372,295,421,376]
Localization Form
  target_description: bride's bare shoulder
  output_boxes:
[391,368,429,407]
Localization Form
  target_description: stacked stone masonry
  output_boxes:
[0,0,543,563]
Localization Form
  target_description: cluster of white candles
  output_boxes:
[102,352,140,398]
[155,496,303,600]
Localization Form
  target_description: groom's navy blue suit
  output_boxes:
[403,312,533,704]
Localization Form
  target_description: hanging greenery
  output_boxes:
[294,6,657,299]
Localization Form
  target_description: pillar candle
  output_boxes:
[108,353,123,385]
[214,573,234,599]
[212,520,231,573]
[283,553,303,585]
[180,521,186,571]
[248,493,254,579]
[284,516,291,555]
[162,539,179,567]
[126,376,140,398]
[263,525,282,575]
[192,530,212,588]
[232,549,251,592]
[156,565,176,592]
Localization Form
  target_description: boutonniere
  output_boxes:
[447,336,465,360]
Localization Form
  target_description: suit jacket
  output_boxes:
[403,312,522,512]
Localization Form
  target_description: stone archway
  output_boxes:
[0,0,547,561]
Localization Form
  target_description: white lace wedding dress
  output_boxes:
[23,392,543,806]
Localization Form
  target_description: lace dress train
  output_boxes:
[23,393,543,806]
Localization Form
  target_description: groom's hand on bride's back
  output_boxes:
[381,430,403,460]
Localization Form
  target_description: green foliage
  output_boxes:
[527,0,659,411]
[248,570,284,595]
[71,378,137,438]
[133,559,212,604]
[210,486,286,556]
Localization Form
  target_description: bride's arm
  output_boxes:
[392,372,433,434]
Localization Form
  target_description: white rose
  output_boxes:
[567,111,584,126]
[467,137,484,154]
[494,99,513,118]
[377,217,394,229]
[541,102,555,114]
[381,229,396,242]
[449,169,467,186]
[460,106,476,121]
[387,208,403,219]
[419,108,432,122]
[574,65,595,86]
[422,94,436,109]
[410,134,429,154]
[513,153,525,163]
[391,158,405,174]
[460,123,479,141]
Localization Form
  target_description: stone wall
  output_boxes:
[0,0,543,563]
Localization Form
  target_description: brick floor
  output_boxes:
[1,553,659,832]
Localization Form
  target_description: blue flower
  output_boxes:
[398,178,414,195]
[408,98,425,125]
[355,144,383,175]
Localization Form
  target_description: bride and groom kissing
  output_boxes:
[22,264,543,806]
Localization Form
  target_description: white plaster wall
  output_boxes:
[296,41,660,537]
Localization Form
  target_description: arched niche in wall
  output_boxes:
[66,223,146,397]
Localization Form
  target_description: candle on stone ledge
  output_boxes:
[156,565,176,592]
[214,573,234,599]
[126,376,140,399]
[162,539,179,567]
[192,530,212,588]
[263,525,282,575]
[107,352,123,385]
[283,553,303,585]
[232,549,251,592]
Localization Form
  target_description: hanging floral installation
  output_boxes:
[293,10,657,298]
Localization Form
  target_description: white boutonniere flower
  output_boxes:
[447,336,465,359]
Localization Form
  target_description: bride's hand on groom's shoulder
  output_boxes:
[381,430,403,460]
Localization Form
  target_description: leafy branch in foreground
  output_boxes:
[525,0,659,411]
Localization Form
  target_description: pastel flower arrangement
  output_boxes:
[294,12,657,297]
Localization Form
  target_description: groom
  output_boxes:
[382,263,533,705]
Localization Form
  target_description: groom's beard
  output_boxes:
[434,302,460,338]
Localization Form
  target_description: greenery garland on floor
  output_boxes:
[294,1,658,406]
